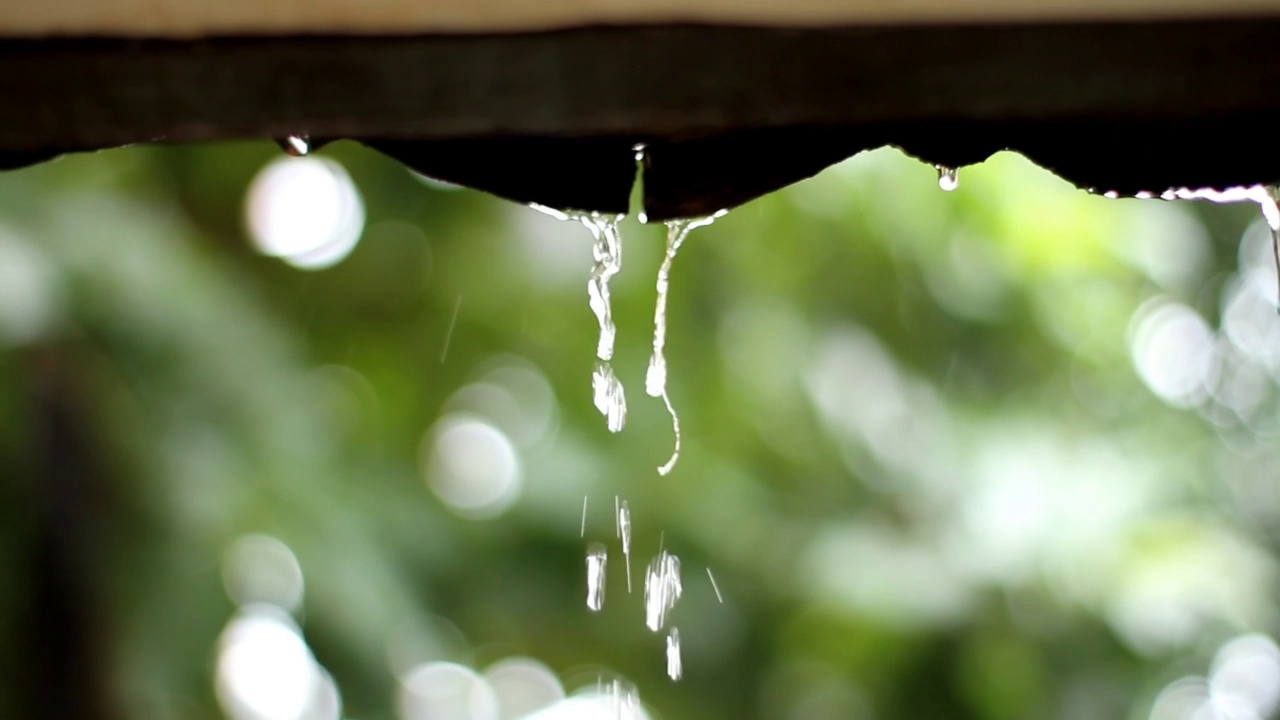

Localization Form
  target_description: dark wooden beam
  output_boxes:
[2,20,1280,217]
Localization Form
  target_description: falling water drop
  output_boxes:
[643,551,683,632]
[647,212,726,474]
[618,500,633,593]
[580,496,588,538]
[586,543,608,612]
[936,165,959,191]
[666,628,682,681]
[277,135,311,157]
[706,567,724,603]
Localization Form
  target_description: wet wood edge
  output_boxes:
[2,20,1279,216]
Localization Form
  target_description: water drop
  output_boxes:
[666,628,682,681]
[580,495,588,538]
[277,135,311,157]
[1103,190,1120,200]
[592,362,627,433]
[643,550,682,632]
[618,499,633,593]
[647,212,725,474]
[936,165,958,192]
[586,543,608,612]
[604,679,644,720]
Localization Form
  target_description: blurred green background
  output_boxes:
[2,140,1279,720]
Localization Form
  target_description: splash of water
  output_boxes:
[665,628,682,681]
[643,550,682,632]
[646,212,726,474]
[277,135,311,157]
[586,543,608,612]
[618,499,633,593]
[936,165,959,192]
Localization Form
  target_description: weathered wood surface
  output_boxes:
[2,21,1280,217]
[4,0,1280,36]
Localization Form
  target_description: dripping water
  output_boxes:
[1124,185,1280,310]
[935,165,959,192]
[618,499,633,593]
[277,135,311,157]
[643,550,683,632]
[580,495,588,538]
[666,628,682,681]
[646,212,726,474]
[531,204,628,432]
[592,363,627,433]
[586,542,608,612]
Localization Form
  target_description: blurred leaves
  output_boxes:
[1,141,1279,720]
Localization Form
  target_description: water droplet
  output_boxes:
[666,628,682,681]
[277,135,311,157]
[586,543,608,612]
[618,499,633,593]
[647,212,725,474]
[592,362,627,433]
[1103,190,1120,200]
[580,495,588,538]
[643,550,682,632]
[936,165,958,192]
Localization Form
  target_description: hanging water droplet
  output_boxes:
[618,500,633,593]
[936,165,959,192]
[643,550,682,632]
[647,212,725,475]
[586,543,608,612]
[277,135,311,157]
[1103,190,1120,200]
[592,362,627,433]
[665,627,682,681]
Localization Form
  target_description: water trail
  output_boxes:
[643,550,683,632]
[586,543,608,612]
[706,567,724,603]
[935,165,959,191]
[647,212,726,474]
[580,496,588,538]
[531,204,628,432]
[666,628,682,681]
[277,135,311,157]
[440,295,462,363]
[618,500,633,593]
